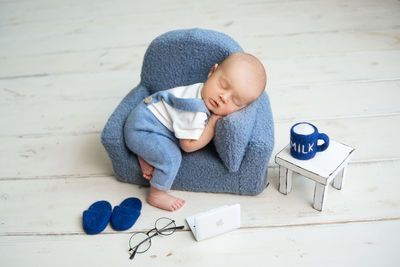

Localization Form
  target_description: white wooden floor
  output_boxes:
[1,0,400,266]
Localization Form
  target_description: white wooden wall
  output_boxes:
[1,0,399,266]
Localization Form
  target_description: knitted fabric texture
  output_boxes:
[110,198,142,231]
[290,122,329,160]
[82,200,112,235]
[101,28,274,195]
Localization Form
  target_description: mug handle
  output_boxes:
[317,133,330,152]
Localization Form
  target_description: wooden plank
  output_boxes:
[246,28,400,60]
[0,133,113,179]
[270,79,400,121]
[1,220,399,267]
[0,98,121,137]
[1,0,399,58]
[0,115,398,179]
[0,71,138,102]
[1,77,400,136]
[265,50,400,88]
[2,43,400,81]
[0,48,144,78]
[1,0,400,78]
[2,27,400,67]
[0,160,399,235]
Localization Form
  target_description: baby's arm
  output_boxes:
[179,114,222,153]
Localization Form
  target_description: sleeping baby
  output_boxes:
[124,52,267,211]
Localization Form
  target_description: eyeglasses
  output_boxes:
[128,217,184,260]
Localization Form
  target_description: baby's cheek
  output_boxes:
[226,105,238,115]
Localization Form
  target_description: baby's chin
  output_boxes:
[213,110,231,117]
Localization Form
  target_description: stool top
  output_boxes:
[275,140,355,181]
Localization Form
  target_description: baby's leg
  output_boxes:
[125,128,185,211]
[143,138,185,211]
[138,156,154,180]
[137,154,184,211]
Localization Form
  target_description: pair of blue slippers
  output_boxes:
[82,198,142,235]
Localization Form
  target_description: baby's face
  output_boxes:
[201,61,263,116]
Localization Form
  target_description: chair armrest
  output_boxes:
[213,92,272,172]
[101,84,150,176]
[237,93,274,194]
[101,84,149,141]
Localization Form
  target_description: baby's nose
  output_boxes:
[219,94,228,103]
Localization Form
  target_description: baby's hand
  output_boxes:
[208,113,223,129]
[210,113,223,121]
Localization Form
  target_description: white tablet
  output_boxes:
[186,204,241,241]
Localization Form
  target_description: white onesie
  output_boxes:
[147,83,208,140]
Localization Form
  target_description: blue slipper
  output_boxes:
[82,200,112,235]
[110,198,142,231]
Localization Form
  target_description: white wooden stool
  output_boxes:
[275,140,355,211]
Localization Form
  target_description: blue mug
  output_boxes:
[290,122,329,160]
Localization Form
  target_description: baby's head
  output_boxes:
[201,52,266,116]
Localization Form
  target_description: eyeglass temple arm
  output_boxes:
[162,225,184,231]
[129,248,137,260]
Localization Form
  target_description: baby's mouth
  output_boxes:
[210,98,219,108]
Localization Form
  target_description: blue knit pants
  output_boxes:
[124,102,182,191]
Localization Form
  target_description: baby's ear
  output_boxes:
[207,64,219,78]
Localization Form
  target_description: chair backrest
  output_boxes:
[140,28,243,94]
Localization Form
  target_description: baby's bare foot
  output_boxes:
[147,186,185,212]
[138,156,154,180]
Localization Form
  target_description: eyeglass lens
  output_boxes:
[155,217,176,235]
[129,232,151,253]
[129,217,184,260]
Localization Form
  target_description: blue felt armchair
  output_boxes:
[101,28,274,195]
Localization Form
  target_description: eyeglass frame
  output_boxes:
[128,217,184,260]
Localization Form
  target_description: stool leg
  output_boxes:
[279,166,292,195]
[333,165,347,190]
[313,182,328,211]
